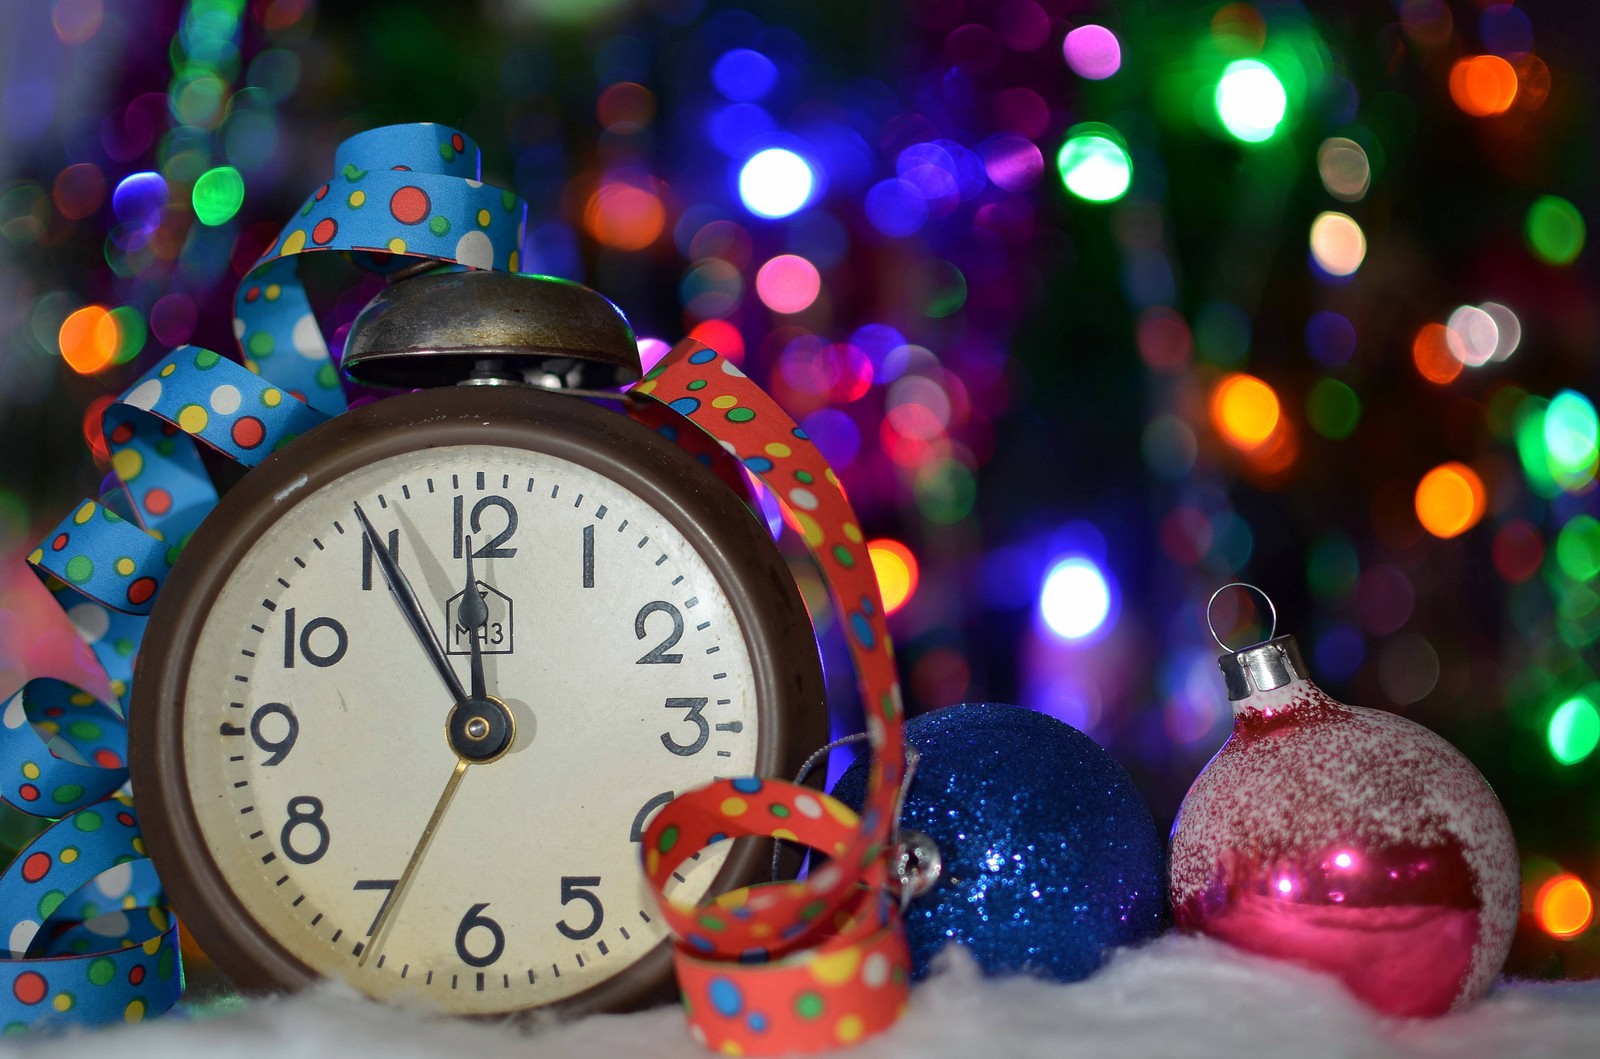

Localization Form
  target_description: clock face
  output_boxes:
[175,442,762,1014]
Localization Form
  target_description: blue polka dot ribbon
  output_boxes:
[233,123,526,415]
[13,123,527,1032]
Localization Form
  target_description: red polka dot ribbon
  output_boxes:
[634,340,910,1054]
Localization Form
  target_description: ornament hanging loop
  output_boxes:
[1206,582,1278,653]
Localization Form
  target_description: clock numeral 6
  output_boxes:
[556,876,604,941]
[283,608,348,668]
[453,495,518,559]
[635,601,684,664]
[280,796,330,865]
[661,697,710,757]
[455,902,506,968]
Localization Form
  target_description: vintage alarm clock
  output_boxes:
[128,269,827,1016]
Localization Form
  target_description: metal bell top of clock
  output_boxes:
[342,268,642,392]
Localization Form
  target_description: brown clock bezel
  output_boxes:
[128,384,828,1018]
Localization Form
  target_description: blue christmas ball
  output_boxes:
[829,702,1166,981]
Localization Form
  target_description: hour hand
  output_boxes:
[459,537,489,702]
[352,502,467,704]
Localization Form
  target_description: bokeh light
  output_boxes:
[1449,55,1518,117]
[1544,389,1599,491]
[1039,556,1113,640]
[1480,301,1522,361]
[1317,137,1371,202]
[712,48,778,102]
[1306,378,1360,439]
[738,148,814,219]
[755,254,822,314]
[1547,695,1600,766]
[192,165,244,226]
[1215,59,1288,143]
[1526,195,1585,266]
[1056,125,1132,204]
[57,305,119,375]
[868,538,919,615]
[1210,373,1281,450]
[1414,462,1487,539]
[1536,874,1594,938]
[1445,304,1499,366]
[1062,25,1121,80]
[1413,323,1463,385]
[1309,211,1366,276]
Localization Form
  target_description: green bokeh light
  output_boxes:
[1306,377,1360,439]
[1556,515,1600,582]
[192,165,245,225]
[1515,395,1557,498]
[1548,695,1600,765]
[914,459,976,524]
[1216,59,1288,143]
[1526,195,1585,266]
[1544,389,1598,490]
[108,306,147,365]
[1307,531,1360,599]
[1056,124,1133,203]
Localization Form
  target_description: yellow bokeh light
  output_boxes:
[1414,461,1486,539]
[58,305,120,375]
[1536,873,1593,938]
[867,538,919,615]
[1210,373,1281,450]
[1309,211,1366,277]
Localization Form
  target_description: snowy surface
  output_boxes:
[11,935,1598,1058]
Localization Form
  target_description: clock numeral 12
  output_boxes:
[556,877,604,941]
[283,608,348,668]
[453,495,519,559]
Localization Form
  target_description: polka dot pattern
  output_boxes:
[0,680,127,815]
[636,339,907,1053]
[235,124,526,417]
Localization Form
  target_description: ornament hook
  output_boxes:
[1206,582,1278,653]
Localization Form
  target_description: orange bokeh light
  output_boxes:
[1449,55,1518,117]
[868,538,920,614]
[1536,873,1594,938]
[58,305,119,375]
[1412,323,1463,385]
[1210,373,1281,450]
[583,181,666,251]
[1415,461,1486,539]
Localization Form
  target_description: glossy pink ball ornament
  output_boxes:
[1168,604,1519,1018]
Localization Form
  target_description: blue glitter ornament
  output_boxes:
[829,702,1166,981]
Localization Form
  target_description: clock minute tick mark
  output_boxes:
[656,554,668,566]
[276,875,288,886]
[671,575,683,585]
[502,474,510,488]
[292,557,306,569]
[333,520,344,534]
[313,538,324,550]
[596,505,607,519]
[697,622,711,631]
[401,485,411,499]
[685,597,699,608]
[331,930,343,944]
[573,492,583,508]
[597,940,609,956]
[261,599,277,611]
[277,577,291,588]
[376,495,387,509]
[550,483,560,499]
[250,624,264,633]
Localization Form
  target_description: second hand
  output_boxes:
[359,757,469,967]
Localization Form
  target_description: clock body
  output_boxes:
[129,384,827,1016]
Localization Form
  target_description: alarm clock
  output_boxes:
[128,270,827,1016]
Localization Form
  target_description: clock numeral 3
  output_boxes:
[360,527,400,591]
[635,601,684,664]
[556,876,604,941]
[660,697,710,757]
[453,495,518,559]
[250,702,299,766]
[455,903,506,967]
[283,608,348,668]
[280,796,330,865]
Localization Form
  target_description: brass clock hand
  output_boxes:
[459,537,489,703]
[358,757,470,967]
[351,502,468,705]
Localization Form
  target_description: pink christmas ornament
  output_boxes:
[1169,590,1520,1018]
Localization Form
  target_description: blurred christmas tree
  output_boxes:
[0,0,1596,978]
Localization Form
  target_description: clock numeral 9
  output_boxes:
[280,796,330,865]
[283,608,348,668]
[661,697,710,757]
[635,601,684,664]
[455,903,506,968]
[219,702,300,766]
[453,495,518,559]
[556,876,604,941]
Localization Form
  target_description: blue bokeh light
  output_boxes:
[737,147,814,218]
[712,48,779,101]
[864,177,927,237]
[707,102,776,156]
[1040,557,1114,641]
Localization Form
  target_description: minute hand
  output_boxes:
[352,502,467,704]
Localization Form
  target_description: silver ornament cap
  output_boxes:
[1217,634,1310,701]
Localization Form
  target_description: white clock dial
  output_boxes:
[180,443,759,1013]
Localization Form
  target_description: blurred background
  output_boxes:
[1,0,1597,980]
